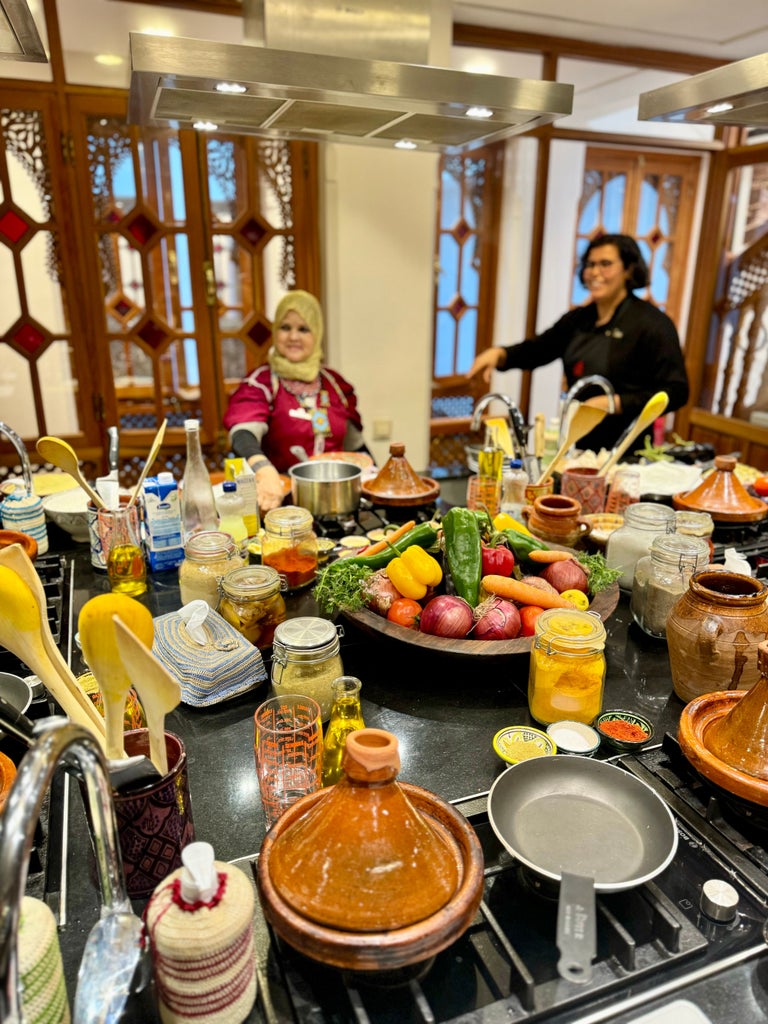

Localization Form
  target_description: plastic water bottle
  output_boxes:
[181,419,217,540]
[216,480,248,550]
[500,458,528,519]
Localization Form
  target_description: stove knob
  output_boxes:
[700,879,739,922]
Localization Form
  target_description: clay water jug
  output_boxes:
[667,568,768,703]
[523,493,591,548]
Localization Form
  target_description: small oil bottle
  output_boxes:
[321,676,365,787]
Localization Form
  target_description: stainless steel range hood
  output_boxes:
[128,1,573,153]
[638,51,768,129]
[0,0,46,62]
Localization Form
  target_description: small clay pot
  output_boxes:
[523,494,592,547]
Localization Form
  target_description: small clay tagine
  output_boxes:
[673,455,768,523]
[361,443,439,508]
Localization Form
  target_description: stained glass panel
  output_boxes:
[434,309,454,377]
[20,232,67,332]
[457,309,478,375]
[38,341,79,435]
[603,174,626,231]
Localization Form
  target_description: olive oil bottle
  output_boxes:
[321,676,365,787]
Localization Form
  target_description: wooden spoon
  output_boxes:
[0,544,105,736]
[36,436,105,509]
[598,391,670,476]
[128,418,168,507]
[0,563,105,744]
[535,404,608,485]
[78,594,155,761]
[112,616,181,776]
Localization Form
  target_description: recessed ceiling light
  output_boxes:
[193,121,218,132]
[394,139,418,150]
[215,82,247,94]
[706,102,734,115]
[95,53,124,67]
[466,106,493,119]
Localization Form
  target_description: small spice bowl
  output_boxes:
[546,720,600,757]
[594,710,654,752]
[492,725,557,765]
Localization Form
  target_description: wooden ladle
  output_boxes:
[535,404,608,485]
[113,616,181,777]
[598,391,669,476]
[36,436,105,509]
[128,418,167,507]
[78,594,155,761]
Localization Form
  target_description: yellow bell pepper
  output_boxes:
[493,512,532,536]
[385,546,442,600]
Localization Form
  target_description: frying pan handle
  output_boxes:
[556,872,596,984]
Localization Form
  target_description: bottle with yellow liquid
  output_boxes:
[98,505,147,597]
[321,676,365,787]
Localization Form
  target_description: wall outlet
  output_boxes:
[373,418,392,440]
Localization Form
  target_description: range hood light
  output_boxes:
[394,139,418,150]
[706,101,734,115]
[193,120,218,132]
[466,106,493,119]
[216,82,247,95]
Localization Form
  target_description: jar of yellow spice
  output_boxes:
[528,608,607,726]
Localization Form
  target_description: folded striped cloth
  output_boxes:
[152,607,266,707]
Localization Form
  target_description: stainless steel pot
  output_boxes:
[289,461,361,517]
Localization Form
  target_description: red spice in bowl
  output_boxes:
[600,720,648,743]
[595,710,654,751]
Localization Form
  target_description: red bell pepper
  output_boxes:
[481,544,515,578]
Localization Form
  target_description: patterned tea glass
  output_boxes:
[254,694,322,830]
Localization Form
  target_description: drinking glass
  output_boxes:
[254,694,322,830]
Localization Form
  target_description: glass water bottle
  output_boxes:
[181,419,218,539]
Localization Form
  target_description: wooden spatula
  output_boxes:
[536,404,608,485]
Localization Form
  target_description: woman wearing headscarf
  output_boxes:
[224,290,369,512]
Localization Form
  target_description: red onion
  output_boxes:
[540,560,589,594]
[474,599,521,641]
[420,595,473,639]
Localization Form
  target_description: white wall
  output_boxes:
[321,144,438,471]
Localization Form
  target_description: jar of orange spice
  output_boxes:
[262,506,318,590]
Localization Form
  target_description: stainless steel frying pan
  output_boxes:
[487,756,678,984]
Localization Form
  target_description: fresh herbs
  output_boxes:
[576,551,622,595]
[314,561,374,614]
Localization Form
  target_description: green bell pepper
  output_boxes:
[442,506,482,608]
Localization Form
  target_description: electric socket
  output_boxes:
[373,418,392,440]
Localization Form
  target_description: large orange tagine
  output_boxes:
[257,728,484,971]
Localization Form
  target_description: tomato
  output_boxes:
[519,605,545,637]
[481,544,515,577]
[387,598,422,630]
[754,477,768,497]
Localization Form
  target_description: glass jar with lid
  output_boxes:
[178,530,245,608]
[631,534,710,639]
[271,616,344,720]
[605,502,676,590]
[217,565,287,649]
[528,608,607,726]
[675,510,715,559]
[262,506,318,590]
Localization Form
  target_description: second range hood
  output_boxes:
[638,51,768,129]
[128,3,573,153]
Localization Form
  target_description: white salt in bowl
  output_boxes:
[42,488,89,542]
[546,720,600,757]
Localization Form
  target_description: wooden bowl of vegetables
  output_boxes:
[318,510,620,658]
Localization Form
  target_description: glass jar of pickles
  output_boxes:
[271,616,344,720]
[178,530,245,608]
[217,565,287,649]
[528,608,607,725]
[262,506,318,590]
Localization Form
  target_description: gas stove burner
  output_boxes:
[515,863,560,902]
[342,957,435,989]
[313,513,359,539]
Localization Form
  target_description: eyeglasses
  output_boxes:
[584,259,620,271]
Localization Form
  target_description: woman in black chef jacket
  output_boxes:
[466,234,689,452]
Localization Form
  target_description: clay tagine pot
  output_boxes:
[679,641,768,808]
[522,493,591,548]
[257,728,484,972]
[673,455,768,523]
[361,443,440,508]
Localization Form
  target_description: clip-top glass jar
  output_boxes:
[605,502,676,590]
[271,616,344,720]
[528,608,607,726]
[178,530,245,608]
[262,506,318,590]
[630,534,710,639]
[674,510,715,559]
[217,564,287,649]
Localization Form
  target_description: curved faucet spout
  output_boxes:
[0,423,32,496]
[470,393,529,459]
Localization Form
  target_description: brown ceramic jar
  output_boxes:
[523,493,591,548]
[667,569,768,703]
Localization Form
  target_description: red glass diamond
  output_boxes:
[451,219,472,244]
[448,294,468,319]
[0,208,31,244]
[247,320,272,346]
[239,218,267,247]
[125,213,159,246]
[138,319,169,349]
[13,322,46,354]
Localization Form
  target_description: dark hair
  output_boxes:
[578,233,649,290]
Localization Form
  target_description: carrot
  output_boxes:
[481,574,574,609]
[527,549,576,564]
[357,520,416,557]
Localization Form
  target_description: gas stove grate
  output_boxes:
[0,551,66,676]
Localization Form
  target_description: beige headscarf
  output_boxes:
[267,290,324,383]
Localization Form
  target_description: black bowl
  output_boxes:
[594,709,654,752]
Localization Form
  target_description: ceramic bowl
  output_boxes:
[0,529,38,559]
[42,487,90,542]
[583,512,624,547]
[546,720,600,756]
[594,710,654,752]
[492,725,557,764]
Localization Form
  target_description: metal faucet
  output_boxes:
[470,393,529,461]
[0,722,127,1023]
[0,423,32,496]
[559,376,616,446]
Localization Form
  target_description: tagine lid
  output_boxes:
[361,443,440,506]
[266,729,461,932]
[673,455,768,523]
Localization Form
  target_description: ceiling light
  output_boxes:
[95,53,123,67]
[394,140,418,150]
[192,120,218,132]
[706,102,734,115]
[466,106,493,119]
[216,82,247,94]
